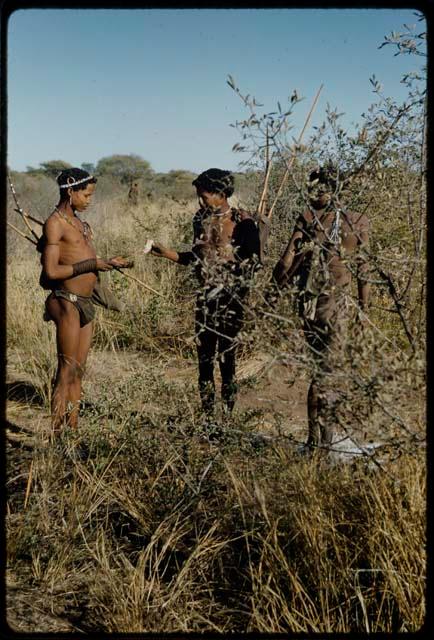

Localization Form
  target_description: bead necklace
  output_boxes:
[54,206,92,240]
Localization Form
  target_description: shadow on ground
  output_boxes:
[6,381,45,406]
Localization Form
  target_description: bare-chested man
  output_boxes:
[146,168,260,425]
[272,165,370,451]
[40,168,129,434]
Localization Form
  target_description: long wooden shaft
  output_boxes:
[14,208,43,226]
[267,84,323,220]
[7,220,38,245]
[257,125,272,217]
[24,461,34,509]
[8,174,40,240]
[113,267,163,296]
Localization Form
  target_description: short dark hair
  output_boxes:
[192,168,234,198]
[309,163,339,192]
[57,168,97,201]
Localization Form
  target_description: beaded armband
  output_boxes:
[72,258,97,277]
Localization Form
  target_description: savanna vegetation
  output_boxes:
[5,17,426,633]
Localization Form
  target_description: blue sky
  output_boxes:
[7,8,424,174]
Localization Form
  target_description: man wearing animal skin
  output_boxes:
[147,168,260,424]
[271,164,370,452]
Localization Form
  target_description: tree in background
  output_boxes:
[81,162,96,175]
[96,154,153,185]
[26,159,73,178]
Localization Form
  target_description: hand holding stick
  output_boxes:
[8,178,162,296]
[108,256,134,269]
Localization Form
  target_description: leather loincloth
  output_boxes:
[44,289,96,327]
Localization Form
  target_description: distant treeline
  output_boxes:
[9,154,257,202]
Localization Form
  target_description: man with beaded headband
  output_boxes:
[40,168,130,434]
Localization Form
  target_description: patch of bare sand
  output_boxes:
[164,350,309,440]
[7,346,309,442]
[84,349,309,438]
[230,353,308,442]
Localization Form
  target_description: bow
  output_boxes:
[8,173,42,241]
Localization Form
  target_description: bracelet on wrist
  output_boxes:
[72,258,97,277]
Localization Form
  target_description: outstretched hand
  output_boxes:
[150,243,164,256]
[144,240,164,257]
[108,256,134,269]
[143,240,178,262]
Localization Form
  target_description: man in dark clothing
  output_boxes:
[147,168,260,418]
[272,165,370,451]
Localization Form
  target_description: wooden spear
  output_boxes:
[24,460,34,509]
[113,266,163,297]
[257,124,273,218]
[266,84,323,221]
[13,208,43,226]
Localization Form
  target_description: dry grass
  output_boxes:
[6,176,426,633]
[6,405,426,632]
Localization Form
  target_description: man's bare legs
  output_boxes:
[307,376,336,451]
[307,379,320,447]
[46,296,92,434]
[67,322,93,429]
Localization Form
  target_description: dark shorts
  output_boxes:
[44,289,96,327]
[195,288,244,343]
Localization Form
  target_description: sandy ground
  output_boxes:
[6,348,309,438]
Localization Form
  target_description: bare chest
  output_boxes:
[58,223,96,262]
[311,214,359,254]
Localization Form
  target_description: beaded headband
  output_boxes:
[58,175,94,189]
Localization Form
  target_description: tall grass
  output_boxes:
[6,176,426,633]
[6,395,426,632]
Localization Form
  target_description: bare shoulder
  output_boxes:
[43,212,63,242]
